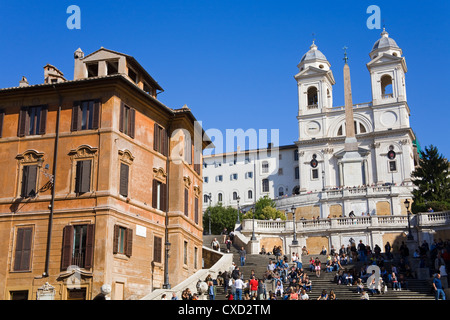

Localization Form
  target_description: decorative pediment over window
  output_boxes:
[193,185,201,197]
[57,266,93,284]
[16,149,45,164]
[153,167,167,182]
[68,145,98,159]
[183,175,192,188]
[118,149,135,165]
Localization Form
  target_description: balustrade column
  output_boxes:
[371,216,378,226]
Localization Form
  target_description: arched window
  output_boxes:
[278,187,284,197]
[232,191,238,200]
[307,87,318,107]
[218,193,223,202]
[292,186,300,195]
[248,190,253,199]
[381,75,393,98]
[204,194,209,203]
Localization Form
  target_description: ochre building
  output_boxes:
[0,48,209,300]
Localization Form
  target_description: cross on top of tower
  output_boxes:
[343,46,348,64]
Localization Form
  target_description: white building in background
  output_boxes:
[203,29,420,222]
[202,144,299,210]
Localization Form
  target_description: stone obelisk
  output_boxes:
[343,52,358,151]
[340,48,364,187]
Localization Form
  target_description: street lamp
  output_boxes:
[162,240,171,289]
[236,196,241,225]
[403,199,414,240]
[251,203,256,241]
[291,205,298,245]
[205,193,212,235]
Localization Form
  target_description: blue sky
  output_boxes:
[0,0,449,158]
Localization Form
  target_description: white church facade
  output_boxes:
[203,29,421,228]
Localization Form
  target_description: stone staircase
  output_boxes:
[203,235,435,300]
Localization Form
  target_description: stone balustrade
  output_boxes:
[241,211,450,236]
[275,185,411,212]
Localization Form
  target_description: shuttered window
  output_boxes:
[71,99,101,131]
[119,163,129,197]
[194,197,199,225]
[13,227,33,271]
[153,123,168,156]
[18,105,47,137]
[153,236,162,263]
[113,225,133,257]
[21,165,38,198]
[119,102,135,138]
[184,188,189,217]
[75,160,91,194]
[61,224,95,270]
[152,180,167,212]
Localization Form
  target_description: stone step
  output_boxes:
[202,237,435,300]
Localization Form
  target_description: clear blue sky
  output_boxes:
[0,0,449,158]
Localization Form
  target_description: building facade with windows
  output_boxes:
[0,48,208,300]
[202,144,300,210]
[203,29,420,248]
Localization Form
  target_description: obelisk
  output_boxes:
[343,49,358,151]
[340,48,364,187]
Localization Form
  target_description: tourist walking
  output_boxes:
[433,273,446,300]
[234,278,244,300]
[249,276,258,298]
[239,246,247,266]
[208,281,216,300]
[221,227,228,244]
[384,241,392,260]
[257,279,266,300]
[358,240,366,262]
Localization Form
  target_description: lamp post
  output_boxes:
[291,205,298,245]
[205,193,212,235]
[251,203,256,241]
[403,199,414,240]
[236,196,241,225]
[162,240,171,289]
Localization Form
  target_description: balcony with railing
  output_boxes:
[275,185,408,210]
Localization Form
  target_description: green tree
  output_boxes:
[242,196,286,220]
[411,144,450,212]
[203,204,240,235]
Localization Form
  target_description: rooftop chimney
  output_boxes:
[73,48,85,80]
[44,64,67,84]
[19,76,29,87]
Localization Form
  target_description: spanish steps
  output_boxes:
[203,235,436,300]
